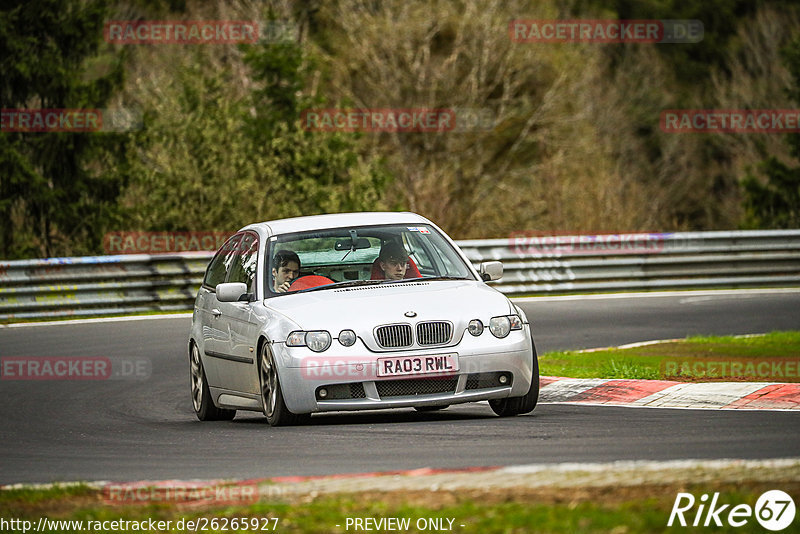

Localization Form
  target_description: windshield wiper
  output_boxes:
[292,279,384,294]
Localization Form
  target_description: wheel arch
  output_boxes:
[256,335,270,363]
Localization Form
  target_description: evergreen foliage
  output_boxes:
[742,36,800,229]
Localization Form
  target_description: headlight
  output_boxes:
[338,329,357,347]
[286,330,332,352]
[467,319,484,336]
[305,331,332,352]
[489,315,522,338]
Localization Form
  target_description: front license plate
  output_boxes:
[377,354,459,378]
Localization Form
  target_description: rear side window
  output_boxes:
[204,235,242,289]
[226,232,259,293]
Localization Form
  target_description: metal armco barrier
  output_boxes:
[1,230,799,322]
[0,253,212,322]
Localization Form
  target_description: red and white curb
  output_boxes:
[539,376,800,410]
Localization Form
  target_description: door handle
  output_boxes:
[211,308,221,318]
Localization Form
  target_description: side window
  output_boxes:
[203,235,242,289]
[404,233,434,273]
[227,233,259,293]
[437,247,460,274]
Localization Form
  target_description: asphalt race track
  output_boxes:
[1,289,798,484]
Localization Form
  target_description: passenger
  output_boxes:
[272,249,300,293]
[378,241,411,281]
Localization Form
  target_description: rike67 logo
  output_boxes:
[669,490,796,531]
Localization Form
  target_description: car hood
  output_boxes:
[265,280,514,349]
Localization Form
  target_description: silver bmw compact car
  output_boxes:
[188,212,539,425]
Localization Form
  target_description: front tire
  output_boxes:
[489,339,539,417]
[258,342,310,426]
[190,343,236,421]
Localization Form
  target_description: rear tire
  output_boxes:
[190,343,236,421]
[259,342,310,426]
[490,338,539,417]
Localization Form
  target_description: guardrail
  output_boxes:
[1,230,799,321]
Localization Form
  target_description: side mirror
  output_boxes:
[216,282,250,302]
[479,261,503,281]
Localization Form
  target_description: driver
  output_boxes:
[272,249,300,293]
[378,241,410,281]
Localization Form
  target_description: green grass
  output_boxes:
[539,331,800,381]
[2,484,799,533]
[0,484,94,507]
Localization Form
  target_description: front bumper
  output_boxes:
[275,328,534,414]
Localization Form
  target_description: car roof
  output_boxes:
[240,212,433,237]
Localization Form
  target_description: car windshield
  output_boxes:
[266,224,476,295]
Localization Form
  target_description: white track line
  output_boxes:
[514,287,800,302]
[0,313,193,328]
[500,457,800,475]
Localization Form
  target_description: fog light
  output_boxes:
[318,388,328,399]
[499,374,509,384]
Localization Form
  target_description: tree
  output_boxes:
[742,36,800,228]
[0,0,127,258]
[241,10,389,218]
[117,5,388,233]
